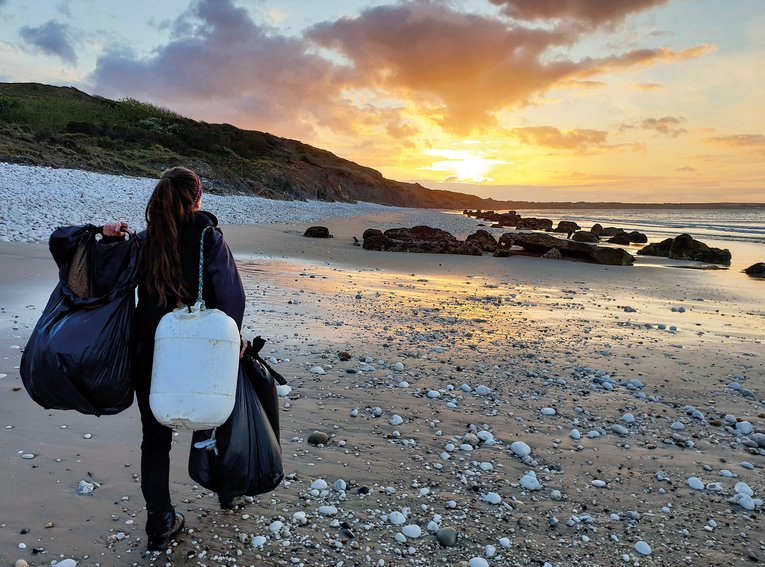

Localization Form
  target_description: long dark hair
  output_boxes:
[143,167,201,306]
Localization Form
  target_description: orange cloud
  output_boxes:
[708,134,765,155]
[510,126,609,150]
[620,116,687,137]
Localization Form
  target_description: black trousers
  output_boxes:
[134,341,174,515]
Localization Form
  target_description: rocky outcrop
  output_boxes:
[363,226,482,256]
[637,234,731,265]
[465,230,497,252]
[600,227,626,237]
[516,217,553,231]
[744,262,765,277]
[627,231,648,244]
[541,247,562,259]
[573,231,599,243]
[303,226,333,238]
[465,210,521,227]
[591,224,603,236]
[607,233,631,245]
[553,221,580,235]
[508,232,634,265]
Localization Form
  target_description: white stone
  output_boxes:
[635,541,652,556]
[318,505,338,516]
[251,535,267,548]
[427,390,441,399]
[402,525,422,538]
[591,480,606,488]
[310,366,326,375]
[540,407,556,416]
[510,441,531,457]
[334,479,347,492]
[276,385,292,397]
[520,472,541,491]
[483,492,502,505]
[570,429,581,440]
[735,482,754,497]
[687,477,705,490]
[469,558,490,567]
[311,479,328,490]
[393,362,405,371]
[474,385,491,396]
[389,511,407,525]
[621,413,635,423]
[389,414,404,426]
[292,512,307,525]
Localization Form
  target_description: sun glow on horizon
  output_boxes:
[421,148,510,183]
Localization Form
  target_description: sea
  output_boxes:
[450,207,765,272]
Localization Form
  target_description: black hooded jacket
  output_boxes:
[133,211,245,345]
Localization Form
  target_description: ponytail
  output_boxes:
[143,168,201,306]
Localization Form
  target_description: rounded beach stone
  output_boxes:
[635,541,652,556]
[436,527,458,547]
[469,558,490,567]
[402,524,422,538]
[308,431,330,445]
[311,478,328,490]
[687,477,705,490]
[510,441,531,457]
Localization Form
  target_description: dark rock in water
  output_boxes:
[304,226,333,238]
[627,230,648,243]
[363,226,482,256]
[591,223,603,236]
[573,231,600,243]
[600,227,626,237]
[510,232,634,265]
[436,527,459,547]
[493,249,511,257]
[308,431,330,445]
[516,217,553,231]
[553,221,580,235]
[744,262,765,277]
[638,234,731,265]
[607,233,631,245]
[498,233,515,250]
[363,228,382,240]
[465,229,497,252]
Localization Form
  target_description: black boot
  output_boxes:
[218,493,247,510]
[146,510,185,551]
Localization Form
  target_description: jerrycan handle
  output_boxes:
[196,226,214,310]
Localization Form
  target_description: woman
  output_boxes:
[105,167,246,552]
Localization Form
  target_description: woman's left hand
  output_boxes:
[240,338,249,359]
[102,222,127,237]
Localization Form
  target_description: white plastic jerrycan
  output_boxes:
[150,301,240,429]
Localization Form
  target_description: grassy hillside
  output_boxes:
[0,82,514,208]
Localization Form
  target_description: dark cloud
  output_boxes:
[19,20,77,64]
[89,0,354,136]
[488,0,670,29]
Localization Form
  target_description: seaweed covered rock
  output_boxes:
[638,234,731,265]
[465,229,497,252]
[363,226,482,256]
[744,262,765,277]
[509,232,634,265]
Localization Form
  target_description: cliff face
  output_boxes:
[0,82,510,209]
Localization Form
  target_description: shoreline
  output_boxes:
[2,217,763,567]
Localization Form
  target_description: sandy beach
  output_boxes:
[1,211,764,567]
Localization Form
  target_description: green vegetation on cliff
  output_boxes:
[0,82,514,209]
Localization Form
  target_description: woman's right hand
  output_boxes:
[103,222,128,237]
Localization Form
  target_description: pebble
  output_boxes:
[389,511,407,525]
[735,482,753,497]
[670,421,685,430]
[334,479,347,492]
[15,561,29,567]
[401,525,422,538]
[510,441,531,457]
[436,527,458,547]
[469,558,490,567]
[540,407,556,416]
[474,385,491,396]
[308,431,330,445]
[276,384,292,397]
[392,362,405,371]
[318,505,338,516]
[736,421,754,435]
[621,413,635,423]
[427,390,441,398]
[520,471,541,490]
[591,480,607,488]
[611,424,629,436]
[311,479,328,490]
[570,429,581,440]
[389,414,404,426]
[687,477,705,490]
[635,541,652,556]
[483,492,502,504]
[21,453,35,460]
[310,366,326,375]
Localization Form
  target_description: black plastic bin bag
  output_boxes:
[189,344,285,497]
[20,224,140,415]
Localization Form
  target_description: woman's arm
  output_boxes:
[205,229,246,330]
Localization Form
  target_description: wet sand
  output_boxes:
[1,218,763,567]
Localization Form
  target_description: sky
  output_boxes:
[1,0,764,203]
